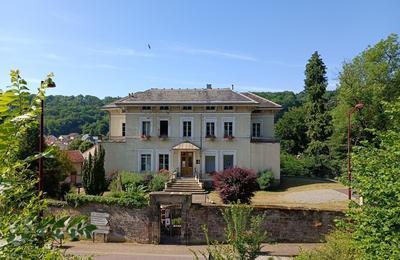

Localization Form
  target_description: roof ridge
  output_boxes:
[245,92,282,107]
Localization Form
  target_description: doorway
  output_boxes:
[180,152,193,177]
[160,204,182,244]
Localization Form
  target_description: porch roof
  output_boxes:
[172,142,200,150]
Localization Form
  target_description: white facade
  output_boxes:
[102,89,281,183]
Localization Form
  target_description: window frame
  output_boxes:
[223,105,234,111]
[122,122,126,137]
[252,122,261,138]
[142,106,152,111]
[141,120,151,137]
[138,150,153,172]
[202,150,218,174]
[220,150,236,170]
[182,106,193,111]
[204,118,217,138]
[160,106,169,111]
[180,117,193,138]
[159,119,169,137]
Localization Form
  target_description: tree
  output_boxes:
[67,138,83,150]
[82,145,107,195]
[304,51,332,156]
[275,106,309,154]
[78,140,94,153]
[331,34,400,155]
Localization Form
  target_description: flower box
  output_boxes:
[141,135,151,140]
[224,135,234,140]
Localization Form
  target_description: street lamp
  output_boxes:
[38,79,56,194]
[347,103,364,200]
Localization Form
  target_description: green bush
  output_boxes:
[149,173,169,191]
[257,170,274,190]
[65,192,148,208]
[280,152,313,176]
[109,171,145,192]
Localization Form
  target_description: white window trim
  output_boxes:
[139,117,152,136]
[222,117,235,137]
[180,117,194,139]
[202,150,218,174]
[137,149,153,172]
[157,118,170,137]
[220,150,237,171]
[156,149,172,172]
[204,117,217,137]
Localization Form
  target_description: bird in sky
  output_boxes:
[147,44,151,50]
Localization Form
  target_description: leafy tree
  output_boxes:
[0,70,94,258]
[67,138,83,150]
[275,106,309,154]
[304,51,332,156]
[82,145,107,195]
[331,34,400,155]
[254,91,300,121]
[79,140,94,153]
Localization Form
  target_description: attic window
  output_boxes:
[206,106,216,111]
[224,106,234,111]
[182,106,192,111]
[160,106,169,111]
[142,106,152,110]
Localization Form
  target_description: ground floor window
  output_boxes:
[205,155,216,174]
[159,154,169,171]
[223,154,234,170]
[140,154,152,172]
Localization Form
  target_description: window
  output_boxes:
[160,120,168,137]
[140,154,152,172]
[158,154,169,171]
[142,106,151,110]
[205,155,216,174]
[223,154,234,170]
[142,121,151,136]
[182,106,192,111]
[160,106,169,111]
[252,123,261,137]
[224,122,233,137]
[224,106,233,111]
[183,121,192,137]
[122,123,126,137]
[206,106,215,111]
[206,122,215,137]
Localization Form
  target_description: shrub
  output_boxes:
[65,192,148,208]
[213,167,258,204]
[257,170,274,191]
[149,173,169,191]
[280,152,313,176]
[109,171,145,192]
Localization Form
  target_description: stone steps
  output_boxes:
[164,178,206,193]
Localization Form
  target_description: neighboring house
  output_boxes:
[65,150,84,185]
[81,134,95,143]
[102,86,282,183]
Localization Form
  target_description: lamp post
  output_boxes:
[347,103,364,200]
[38,79,56,194]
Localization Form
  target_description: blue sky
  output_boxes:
[0,0,399,97]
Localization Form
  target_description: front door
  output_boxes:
[180,152,193,177]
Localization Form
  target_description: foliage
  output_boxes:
[45,95,118,136]
[213,167,258,204]
[193,204,266,260]
[253,91,301,121]
[257,170,274,190]
[0,70,94,259]
[82,145,107,195]
[109,171,145,192]
[280,152,313,176]
[295,229,359,260]
[345,98,400,259]
[79,140,94,153]
[331,34,400,154]
[67,138,83,150]
[304,51,332,156]
[148,173,169,192]
[275,106,309,154]
[65,192,148,208]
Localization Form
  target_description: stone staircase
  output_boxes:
[164,178,206,193]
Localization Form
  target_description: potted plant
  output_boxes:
[224,134,234,140]
[141,134,151,140]
[205,134,216,141]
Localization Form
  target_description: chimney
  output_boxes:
[231,84,234,90]
[206,84,212,89]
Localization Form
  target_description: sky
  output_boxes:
[0,0,399,97]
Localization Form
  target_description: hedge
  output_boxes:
[65,193,149,208]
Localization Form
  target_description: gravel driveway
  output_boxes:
[282,189,348,204]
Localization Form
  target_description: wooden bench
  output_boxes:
[90,212,111,242]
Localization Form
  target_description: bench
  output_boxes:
[90,212,111,242]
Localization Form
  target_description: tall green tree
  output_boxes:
[331,34,400,155]
[82,145,107,195]
[304,51,332,156]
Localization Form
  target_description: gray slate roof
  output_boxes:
[104,88,281,109]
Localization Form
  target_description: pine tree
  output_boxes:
[82,145,106,195]
[304,51,332,156]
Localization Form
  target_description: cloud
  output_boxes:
[89,48,154,58]
[173,46,257,61]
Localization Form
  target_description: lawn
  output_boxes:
[208,176,348,211]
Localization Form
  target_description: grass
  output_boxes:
[208,176,348,211]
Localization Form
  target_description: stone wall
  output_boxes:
[49,201,343,244]
[187,204,344,244]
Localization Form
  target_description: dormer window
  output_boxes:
[182,106,192,111]
[142,106,151,111]
[224,106,234,111]
[206,106,216,111]
[160,106,169,111]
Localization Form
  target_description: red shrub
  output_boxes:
[213,167,258,204]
